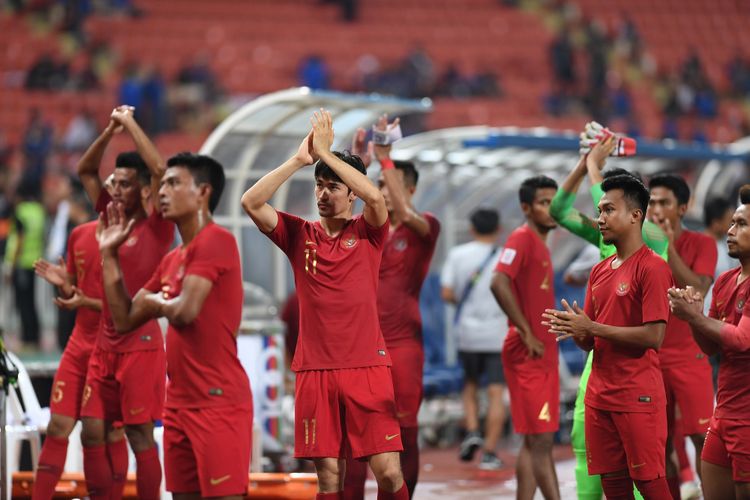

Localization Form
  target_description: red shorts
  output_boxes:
[163,404,253,496]
[662,361,714,435]
[502,352,559,434]
[294,366,402,459]
[49,338,93,419]
[389,343,423,428]
[701,417,750,482]
[585,405,667,480]
[81,347,166,425]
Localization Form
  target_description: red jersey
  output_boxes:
[377,213,440,346]
[97,191,174,352]
[265,210,390,371]
[659,230,717,367]
[708,266,750,419]
[495,224,557,371]
[144,223,252,409]
[584,245,673,413]
[65,221,102,349]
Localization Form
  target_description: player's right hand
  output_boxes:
[521,331,545,358]
[98,202,136,255]
[34,257,68,287]
[587,135,616,170]
[294,130,317,166]
[351,128,374,168]
[311,109,334,156]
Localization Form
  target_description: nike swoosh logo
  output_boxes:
[396,412,410,418]
[699,418,711,425]
[385,434,400,441]
[631,463,646,469]
[129,407,145,415]
[210,474,231,486]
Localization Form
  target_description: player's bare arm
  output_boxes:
[99,202,161,333]
[585,136,616,186]
[491,271,544,357]
[373,115,431,237]
[558,155,588,199]
[153,274,213,327]
[311,109,387,227]
[668,286,726,355]
[77,119,120,204]
[111,106,166,212]
[241,131,317,233]
[545,298,666,349]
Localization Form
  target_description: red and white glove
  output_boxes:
[579,121,636,157]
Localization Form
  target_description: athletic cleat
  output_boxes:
[459,431,484,462]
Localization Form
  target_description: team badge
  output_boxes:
[616,282,629,296]
[393,238,407,252]
[125,235,138,247]
[340,233,358,249]
[738,299,746,312]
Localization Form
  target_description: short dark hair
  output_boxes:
[470,208,500,235]
[115,151,150,186]
[703,197,734,227]
[393,160,419,187]
[518,175,557,205]
[602,174,650,222]
[314,151,367,184]
[740,185,750,205]
[649,173,690,205]
[603,167,643,183]
[166,152,226,213]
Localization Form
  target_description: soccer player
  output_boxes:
[668,186,750,500]
[32,218,126,500]
[490,175,560,500]
[77,106,172,499]
[441,208,507,470]
[241,109,409,500]
[97,152,253,499]
[647,174,717,495]
[343,116,440,498]
[544,174,673,499]
[549,136,666,500]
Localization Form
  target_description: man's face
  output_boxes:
[158,166,203,220]
[315,176,355,218]
[597,189,641,244]
[378,170,413,213]
[111,168,146,216]
[727,205,750,259]
[522,187,557,231]
[648,186,685,227]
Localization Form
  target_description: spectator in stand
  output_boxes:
[118,63,145,116]
[62,110,98,153]
[177,52,220,103]
[550,29,576,90]
[140,65,168,135]
[25,51,70,90]
[298,55,330,91]
[22,108,53,192]
[727,51,750,98]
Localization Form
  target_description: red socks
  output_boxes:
[400,426,419,498]
[635,478,674,499]
[134,447,162,500]
[83,444,113,500]
[317,493,344,499]
[32,435,69,500]
[600,475,635,500]
[107,439,129,500]
[342,457,368,499]
[665,476,681,500]
[377,483,409,500]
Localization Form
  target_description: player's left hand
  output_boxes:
[54,286,87,310]
[542,299,593,341]
[98,202,136,255]
[668,286,703,320]
[373,114,399,161]
[311,109,334,156]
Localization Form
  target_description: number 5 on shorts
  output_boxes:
[52,381,66,403]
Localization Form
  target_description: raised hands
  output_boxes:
[98,202,136,255]
[294,130,318,166]
[543,299,593,342]
[373,114,400,161]
[668,286,704,321]
[34,257,69,287]
[351,128,374,168]
[311,109,335,157]
[587,135,617,172]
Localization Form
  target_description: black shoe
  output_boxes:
[459,431,484,462]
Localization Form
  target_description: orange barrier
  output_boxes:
[12,471,318,499]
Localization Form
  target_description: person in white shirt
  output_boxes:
[441,208,508,470]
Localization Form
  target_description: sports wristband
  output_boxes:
[380,158,395,171]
